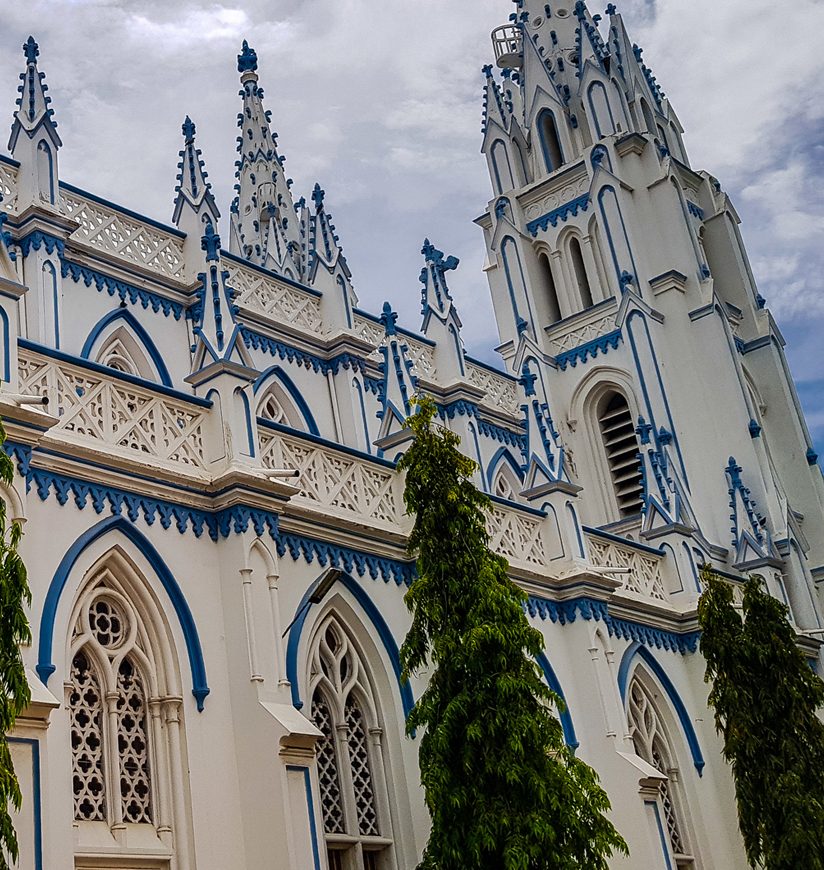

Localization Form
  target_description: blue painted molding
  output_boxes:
[80,308,173,387]
[687,201,705,220]
[526,594,700,655]
[285,570,415,718]
[253,365,320,436]
[37,515,210,711]
[241,326,365,376]
[535,652,579,749]
[62,258,185,320]
[555,329,622,371]
[276,530,414,587]
[0,307,9,382]
[617,642,705,774]
[527,193,591,237]
[286,765,322,870]
[647,800,674,870]
[18,230,64,259]
[8,737,42,870]
[486,445,525,489]
[435,399,526,450]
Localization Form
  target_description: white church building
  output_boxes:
[2,0,823,867]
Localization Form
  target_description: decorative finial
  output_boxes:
[482,64,494,78]
[23,36,39,65]
[201,221,221,262]
[238,40,258,74]
[606,3,617,14]
[182,116,196,144]
[312,183,325,208]
[380,301,398,336]
[519,363,537,398]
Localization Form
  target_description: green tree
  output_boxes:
[0,421,31,870]
[698,567,824,869]
[398,397,627,870]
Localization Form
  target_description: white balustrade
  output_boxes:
[548,307,618,355]
[585,532,667,602]
[466,362,521,415]
[18,349,208,470]
[487,503,548,570]
[228,260,328,336]
[0,162,17,213]
[352,313,385,348]
[404,338,436,379]
[60,190,186,280]
[258,425,402,528]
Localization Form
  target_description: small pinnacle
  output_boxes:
[23,36,39,65]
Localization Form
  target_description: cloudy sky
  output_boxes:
[2,0,823,454]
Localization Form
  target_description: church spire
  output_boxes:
[9,36,61,210]
[229,40,303,280]
[173,116,219,231]
[419,238,465,382]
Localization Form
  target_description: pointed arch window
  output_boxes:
[66,557,192,865]
[257,380,307,432]
[537,110,564,173]
[492,463,521,501]
[597,390,643,518]
[309,616,393,869]
[490,140,515,194]
[569,237,594,309]
[628,677,695,868]
[95,327,156,382]
[538,251,562,324]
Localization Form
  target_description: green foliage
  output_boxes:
[698,567,824,870]
[398,397,627,870]
[0,421,31,870]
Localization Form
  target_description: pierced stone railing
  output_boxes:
[352,313,385,349]
[585,531,667,603]
[229,260,328,336]
[547,304,618,355]
[466,362,521,415]
[18,349,209,471]
[488,503,548,571]
[405,337,436,379]
[258,424,403,530]
[60,189,186,280]
[0,161,17,213]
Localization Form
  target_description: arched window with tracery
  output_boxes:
[628,676,696,868]
[492,463,521,501]
[95,327,156,381]
[596,390,643,518]
[309,615,393,870]
[257,380,307,432]
[67,555,192,865]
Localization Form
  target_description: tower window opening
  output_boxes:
[598,391,643,517]
[569,238,594,309]
[538,111,564,173]
[538,252,561,323]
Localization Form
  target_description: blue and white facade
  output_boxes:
[1,3,822,867]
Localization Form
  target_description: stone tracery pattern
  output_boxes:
[69,650,107,822]
[309,616,387,866]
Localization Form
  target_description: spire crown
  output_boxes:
[380,301,398,336]
[238,40,258,74]
[23,36,39,66]
[182,115,196,144]
[201,221,221,262]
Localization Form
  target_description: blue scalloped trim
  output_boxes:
[276,530,415,587]
[19,230,64,258]
[556,330,622,371]
[687,201,705,220]
[527,594,699,655]
[61,259,185,320]
[240,326,365,376]
[527,194,590,237]
[437,400,526,449]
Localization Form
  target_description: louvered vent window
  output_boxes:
[598,391,643,517]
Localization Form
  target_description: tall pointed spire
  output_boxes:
[173,116,220,230]
[229,40,303,280]
[419,239,466,382]
[9,36,61,209]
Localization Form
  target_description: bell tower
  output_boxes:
[477,0,824,625]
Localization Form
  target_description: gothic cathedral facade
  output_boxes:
[2,1,823,869]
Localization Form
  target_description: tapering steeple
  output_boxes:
[419,239,465,381]
[307,182,357,329]
[9,36,61,210]
[174,116,220,231]
[173,116,221,281]
[375,302,419,448]
[229,40,303,280]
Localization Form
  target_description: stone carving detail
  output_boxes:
[228,260,327,335]
[0,162,17,213]
[70,651,107,822]
[466,363,520,415]
[523,171,589,221]
[19,349,208,470]
[61,191,185,279]
[586,534,667,602]
[487,504,547,568]
[549,311,617,354]
[259,428,399,525]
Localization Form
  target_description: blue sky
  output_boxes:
[1,0,822,455]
